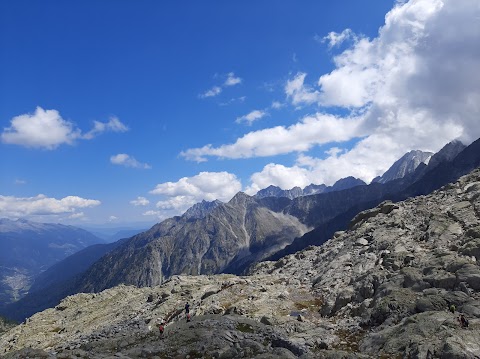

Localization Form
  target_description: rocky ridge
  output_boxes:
[254,177,366,200]
[2,167,480,357]
[372,150,433,184]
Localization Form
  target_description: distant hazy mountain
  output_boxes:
[255,177,366,200]
[83,226,148,243]
[1,238,128,321]
[0,219,103,305]
[327,176,367,192]
[372,150,433,184]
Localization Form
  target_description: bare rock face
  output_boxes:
[2,168,480,358]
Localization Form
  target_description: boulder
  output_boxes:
[456,264,480,290]
[415,295,447,313]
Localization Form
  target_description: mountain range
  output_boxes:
[2,158,480,358]
[254,176,366,200]
[2,138,477,322]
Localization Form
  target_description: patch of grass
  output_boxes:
[294,297,323,311]
[236,322,255,333]
[331,328,367,353]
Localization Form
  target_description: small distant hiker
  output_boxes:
[186,313,191,322]
[185,302,190,314]
[158,321,165,337]
[459,314,469,328]
[449,304,456,314]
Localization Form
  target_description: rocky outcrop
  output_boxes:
[2,166,480,358]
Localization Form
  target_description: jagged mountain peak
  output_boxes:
[228,191,254,206]
[183,199,223,220]
[372,149,433,184]
[427,139,466,169]
[255,177,365,200]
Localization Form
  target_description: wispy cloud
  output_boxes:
[1,107,128,149]
[68,212,85,219]
[271,101,284,109]
[285,73,322,107]
[219,96,246,106]
[224,72,242,86]
[82,116,129,140]
[199,86,222,98]
[317,29,358,48]
[235,110,268,125]
[199,72,242,99]
[130,196,150,206]
[110,154,152,169]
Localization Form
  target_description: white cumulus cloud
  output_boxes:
[1,107,80,149]
[181,114,365,162]
[1,107,128,149]
[245,164,314,195]
[150,171,241,215]
[0,194,100,218]
[110,154,151,169]
[285,73,322,107]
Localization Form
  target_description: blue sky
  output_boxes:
[1,0,479,226]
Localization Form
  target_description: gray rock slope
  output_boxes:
[0,219,103,305]
[2,167,480,358]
